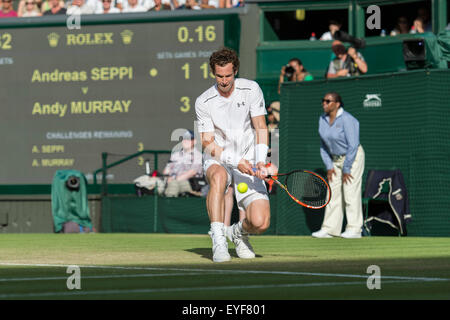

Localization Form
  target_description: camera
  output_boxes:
[334,30,366,49]
[66,176,80,191]
[284,65,295,79]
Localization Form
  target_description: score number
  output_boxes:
[182,62,214,80]
[0,33,12,50]
[177,25,216,43]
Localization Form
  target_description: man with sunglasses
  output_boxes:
[0,0,18,17]
[313,92,365,239]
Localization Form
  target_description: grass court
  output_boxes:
[0,233,449,300]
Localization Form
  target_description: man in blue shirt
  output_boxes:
[313,92,365,238]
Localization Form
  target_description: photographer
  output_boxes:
[326,40,367,79]
[278,58,312,94]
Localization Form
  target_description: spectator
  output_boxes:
[313,92,365,239]
[416,7,432,32]
[199,0,217,9]
[43,0,67,14]
[122,0,147,11]
[177,0,200,10]
[225,0,243,7]
[85,0,104,12]
[410,17,426,34]
[95,0,120,13]
[148,0,170,11]
[266,101,280,133]
[390,16,409,36]
[34,0,44,11]
[266,101,280,170]
[278,57,312,94]
[18,0,42,16]
[117,0,150,11]
[0,0,18,17]
[67,0,95,14]
[326,40,367,79]
[38,0,57,13]
[41,0,66,13]
[320,20,342,41]
[163,130,204,197]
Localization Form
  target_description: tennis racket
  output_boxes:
[265,169,331,209]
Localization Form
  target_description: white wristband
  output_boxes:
[220,149,241,167]
[255,144,268,164]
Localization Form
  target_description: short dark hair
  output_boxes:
[289,57,307,72]
[326,92,344,107]
[329,19,342,26]
[289,57,302,65]
[332,42,347,56]
[209,47,240,75]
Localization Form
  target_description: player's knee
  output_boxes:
[209,170,228,190]
[249,215,270,234]
[256,220,270,234]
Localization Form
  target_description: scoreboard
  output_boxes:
[0,15,238,185]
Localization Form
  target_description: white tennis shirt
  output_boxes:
[195,78,266,166]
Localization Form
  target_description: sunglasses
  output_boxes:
[322,99,336,104]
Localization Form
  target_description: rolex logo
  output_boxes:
[47,33,60,47]
[120,30,134,45]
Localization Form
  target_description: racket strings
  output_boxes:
[287,172,329,207]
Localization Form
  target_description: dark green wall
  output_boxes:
[101,195,278,235]
[277,69,450,236]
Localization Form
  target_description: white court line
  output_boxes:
[0,279,425,299]
[0,262,448,282]
[0,272,218,282]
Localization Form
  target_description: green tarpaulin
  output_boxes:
[51,170,92,233]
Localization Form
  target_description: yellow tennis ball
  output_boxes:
[237,182,248,193]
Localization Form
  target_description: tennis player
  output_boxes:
[195,47,272,262]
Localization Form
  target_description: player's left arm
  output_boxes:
[251,115,270,179]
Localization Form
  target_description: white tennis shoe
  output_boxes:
[226,223,256,259]
[340,230,362,239]
[312,229,333,238]
[210,231,231,263]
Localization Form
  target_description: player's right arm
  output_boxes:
[200,131,223,159]
[200,131,254,175]
[195,96,224,161]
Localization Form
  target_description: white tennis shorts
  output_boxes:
[204,159,269,211]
